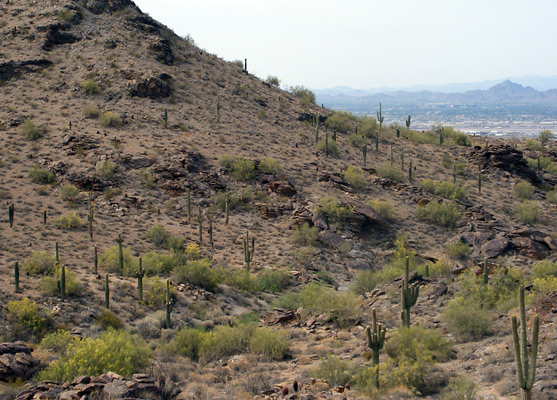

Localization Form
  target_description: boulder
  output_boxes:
[66,170,105,191]
[40,23,80,50]
[480,237,513,258]
[0,342,40,381]
[0,59,52,82]
[318,230,344,249]
[128,75,172,99]
[149,38,174,65]
[269,180,296,196]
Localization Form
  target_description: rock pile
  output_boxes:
[0,342,40,381]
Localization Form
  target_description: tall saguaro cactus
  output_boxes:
[8,202,14,228]
[483,257,489,285]
[511,286,539,400]
[116,234,124,272]
[315,113,319,143]
[55,241,60,265]
[163,108,168,128]
[363,144,367,168]
[197,206,203,243]
[244,230,255,271]
[405,115,411,131]
[478,162,482,193]
[165,280,173,329]
[376,103,384,134]
[14,261,20,293]
[225,191,230,225]
[408,161,413,183]
[105,273,110,309]
[88,195,94,240]
[401,256,419,328]
[137,256,145,303]
[365,308,387,388]
[60,265,66,300]
[94,245,98,274]
[216,96,221,123]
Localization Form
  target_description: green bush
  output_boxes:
[343,166,367,189]
[24,250,57,275]
[99,111,122,128]
[415,201,461,230]
[275,283,360,327]
[445,241,472,260]
[313,355,356,387]
[288,85,315,105]
[96,160,117,179]
[7,298,49,339]
[100,245,137,275]
[201,323,256,360]
[40,265,83,297]
[38,329,151,383]
[143,277,175,308]
[29,165,55,184]
[546,190,557,204]
[368,200,394,219]
[531,260,557,279]
[443,297,492,340]
[40,330,78,356]
[231,157,255,181]
[142,251,180,276]
[137,169,156,188]
[316,197,353,226]
[168,327,206,361]
[214,190,241,211]
[419,258,452,277]
[97,310,124,330]
[357,117,377,138]
[258,157,282,174]
[514,201,540,224]
[20,119,46,141]
[513,181,535,199]
[524,138,543,151]
[82,104,101,119]
[264,75,280,87]
[223,269,259,292]
[292,246,318,268]
[316,138,339,155]
[173,258,221,291]
[440,377,479,400]
[249,327,289,360]
[421,179,466,200]
[528,156,557,174]
[326,113,350,134]
[146,224,170,247]
[80,79,101,95]
[258,267,290,293]
[348,133,367,148]
[539,129,554,145]
[292,222,318,246]
[60,184,80,203]
[53,212,82,230]
[376,162,403,182]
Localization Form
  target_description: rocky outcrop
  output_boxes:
[0,342,40,381]
[66,170,105,191]
[85,0,138,14]
[0,59,52,82]
[128,74,172,99]
[269,180,296,197]
[14,372,180,400]
[39,23,81,50]
[466,144,541,184]
[149,39,175,65]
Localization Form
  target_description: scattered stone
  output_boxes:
[0,342,40,381]
[128,75,172,99]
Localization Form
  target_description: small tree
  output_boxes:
[539,130,553,147]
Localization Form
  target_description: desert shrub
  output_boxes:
[313,355,356,387]
[275,283,360,327]
[439,126,471,147]
[100,245,137,275]
[142,251,180,276]
[258,267,290,293]
[530,276,557,300]
[546,190,557,204]
[528,156,557,174]
[219,153,237,169]
[96,160,117,179]
[80,79,101,95]
[316,270,335,285]
[292,222,318,246]
[29,165,55,184]
[384,326,452,393]
[97,310,124,330]
[292,246,318,268]
[137,169,156,188]
[264,75,280,87]
[539,129,554,145]
[343,166,367,189]
[351,269,380,295]
[40,265,83,297]
[288,85,315,105]
[173,258,221,291]
[249,327,289,360]
[143,277,175,308]
[168,327,206,361]
[7,298,50,340]
[146,224,170,247]
[60,184,80,203]
[184,243,201,260]
[316,138,339,155]
[443,297,492,340]
[99,111,122,127]
[419,258,452,277]
[231,157,255,181]
[53,212,82,229]
[38,329,151,383]
[82,104,101,119]
[440,376,479,400]
[368,200,394,219]
[445,241,472,260]
[531,260,557,279]
[513,181,535,199]
[24,250,57,275]
[376,162,403,182]
[214,191,241,211]
[514,201,540,224]
[103,187,122,200]
[40,330,78,356]
[348,133,367,148]
[316,197,353,226]
[326,113,350,134]
[20,119,46,141]
[524,138,543,151]
[258,157,282,174]
[201,323,256,360]
[222,269,259,292]
[415,201,461,230]
[358,117,378,138]
[421,179,466,200]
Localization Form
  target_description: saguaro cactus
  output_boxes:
[401,256,419,328]
[163,108,168,128]
[478,162,482,193]
[376,103,384,134]
[363,144,367,168]
[116,234,124,272]
[8,202,14,228]
[511,286,539,400]
[88,195,94,240]
[187,188,191,223]
[405,115,411,131]
[244,230,255,271]
[315,113,319,143]
[55,241,60,265]
[165,279,173,328]
[396,127,400,138]
[401,149,405,171]
[137,256,144,303]
[244,58,248,73]
[453,164,457,185]
[43,209,47,226]
[439,128,445,145]
[14,261,19,293]
[208,218,214,248]
[365,308,387,388]
[105,273,110,309]
[375,132,379,151]
[408,161,413,183]
[60,265,66,300]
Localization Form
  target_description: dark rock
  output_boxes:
[0,59,52,82]
[128,76,171,99]
[119,155,153,170]
[183,151,208,172]
[103,380,132,398]
[318,230,344,248]
[298,113,328,123]
[66,171,105,191]
[511,237,550,260]
[432,281,448,297]
[0,342,40,381]
[311,213,328,230]
[269,180,296,196]
[480,237,513,258]
[149,38,174,65]
[126,14,163,33]
[41,23,80,50]
[86,0,137,14]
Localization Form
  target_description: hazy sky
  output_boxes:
[133,0,557,90]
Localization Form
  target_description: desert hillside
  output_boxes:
[1,1,556,400]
